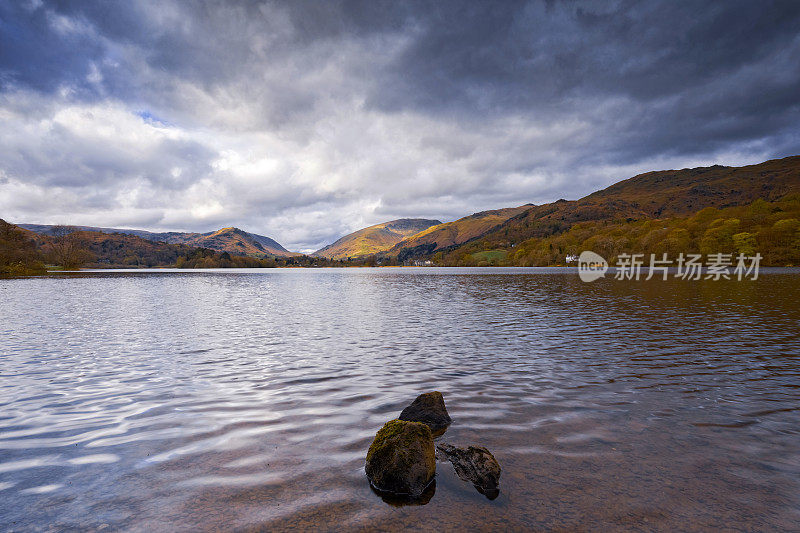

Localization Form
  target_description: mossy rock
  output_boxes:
[365,419,435,497]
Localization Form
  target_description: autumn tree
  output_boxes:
[46,226,94,270]
[0,219,46,275]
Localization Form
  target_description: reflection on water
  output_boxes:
[1,267,799,531]
[370,480,437,507]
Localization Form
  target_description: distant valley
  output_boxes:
[3,155,800,273]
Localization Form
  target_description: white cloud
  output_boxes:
[1,1,797,251]
[0,82,781,251]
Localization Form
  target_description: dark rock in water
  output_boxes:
[399,391,452,435]
[436,443,501,500]
[365,419,436,497]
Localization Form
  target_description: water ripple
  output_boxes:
[1,268,799,531]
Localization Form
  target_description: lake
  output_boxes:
[1,267,799,531]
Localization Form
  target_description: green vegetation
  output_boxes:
[441,195,800,266]
[470,250,508,266]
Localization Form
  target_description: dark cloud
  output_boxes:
[1,0,799,251]
[372,1,800,107]
[369,0,800,160]
[0,1,104,95]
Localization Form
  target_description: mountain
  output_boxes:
[12,155,800,268]
[2,220,345,270]
[161,227,297,257]
[67,230,305,268]
[582,155,800,217]
[400,155,800,266]
[313,218,441,259]
[2,221,188,269]
[66,230,194,267]
[469,155,800,249]
[18,224,296,257]
[386,205,533,261]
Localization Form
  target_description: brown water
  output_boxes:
[1,267,799,531]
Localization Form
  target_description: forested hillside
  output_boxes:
[391,156,800,266]
[0,219,46,275]
[438,195,800,266]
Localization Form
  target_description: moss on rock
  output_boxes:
[365,419,435,497]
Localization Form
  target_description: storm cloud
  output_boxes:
[1,0,799,251]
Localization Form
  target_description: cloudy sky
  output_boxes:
[1,0,799,251]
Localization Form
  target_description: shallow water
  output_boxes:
[1,267,799,531]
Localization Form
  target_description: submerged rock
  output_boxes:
[369,478,436,507]
[365,419,436,497]
[436,443,501,499]
[398,391,452,435]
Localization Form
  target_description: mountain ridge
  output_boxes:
[398,155,800,266]
[385,205,534,261]
[12,155,800,266]
[313,218,441,259]
[17,224,296,258]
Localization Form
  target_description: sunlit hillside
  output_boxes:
[314,218,441,259]
[386,205,533,261]
[391,156,800,265]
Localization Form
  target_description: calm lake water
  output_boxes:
[1,267,799,531]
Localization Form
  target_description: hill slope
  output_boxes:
[583,155,800,217]
[314,218,441,259]
[0,219,46,275]
[432,156,800,264]
[485,155,800,246]
[164,227,296,257]
[2,221,341,270]
[386,205,533,260]
[18,224,295,257]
